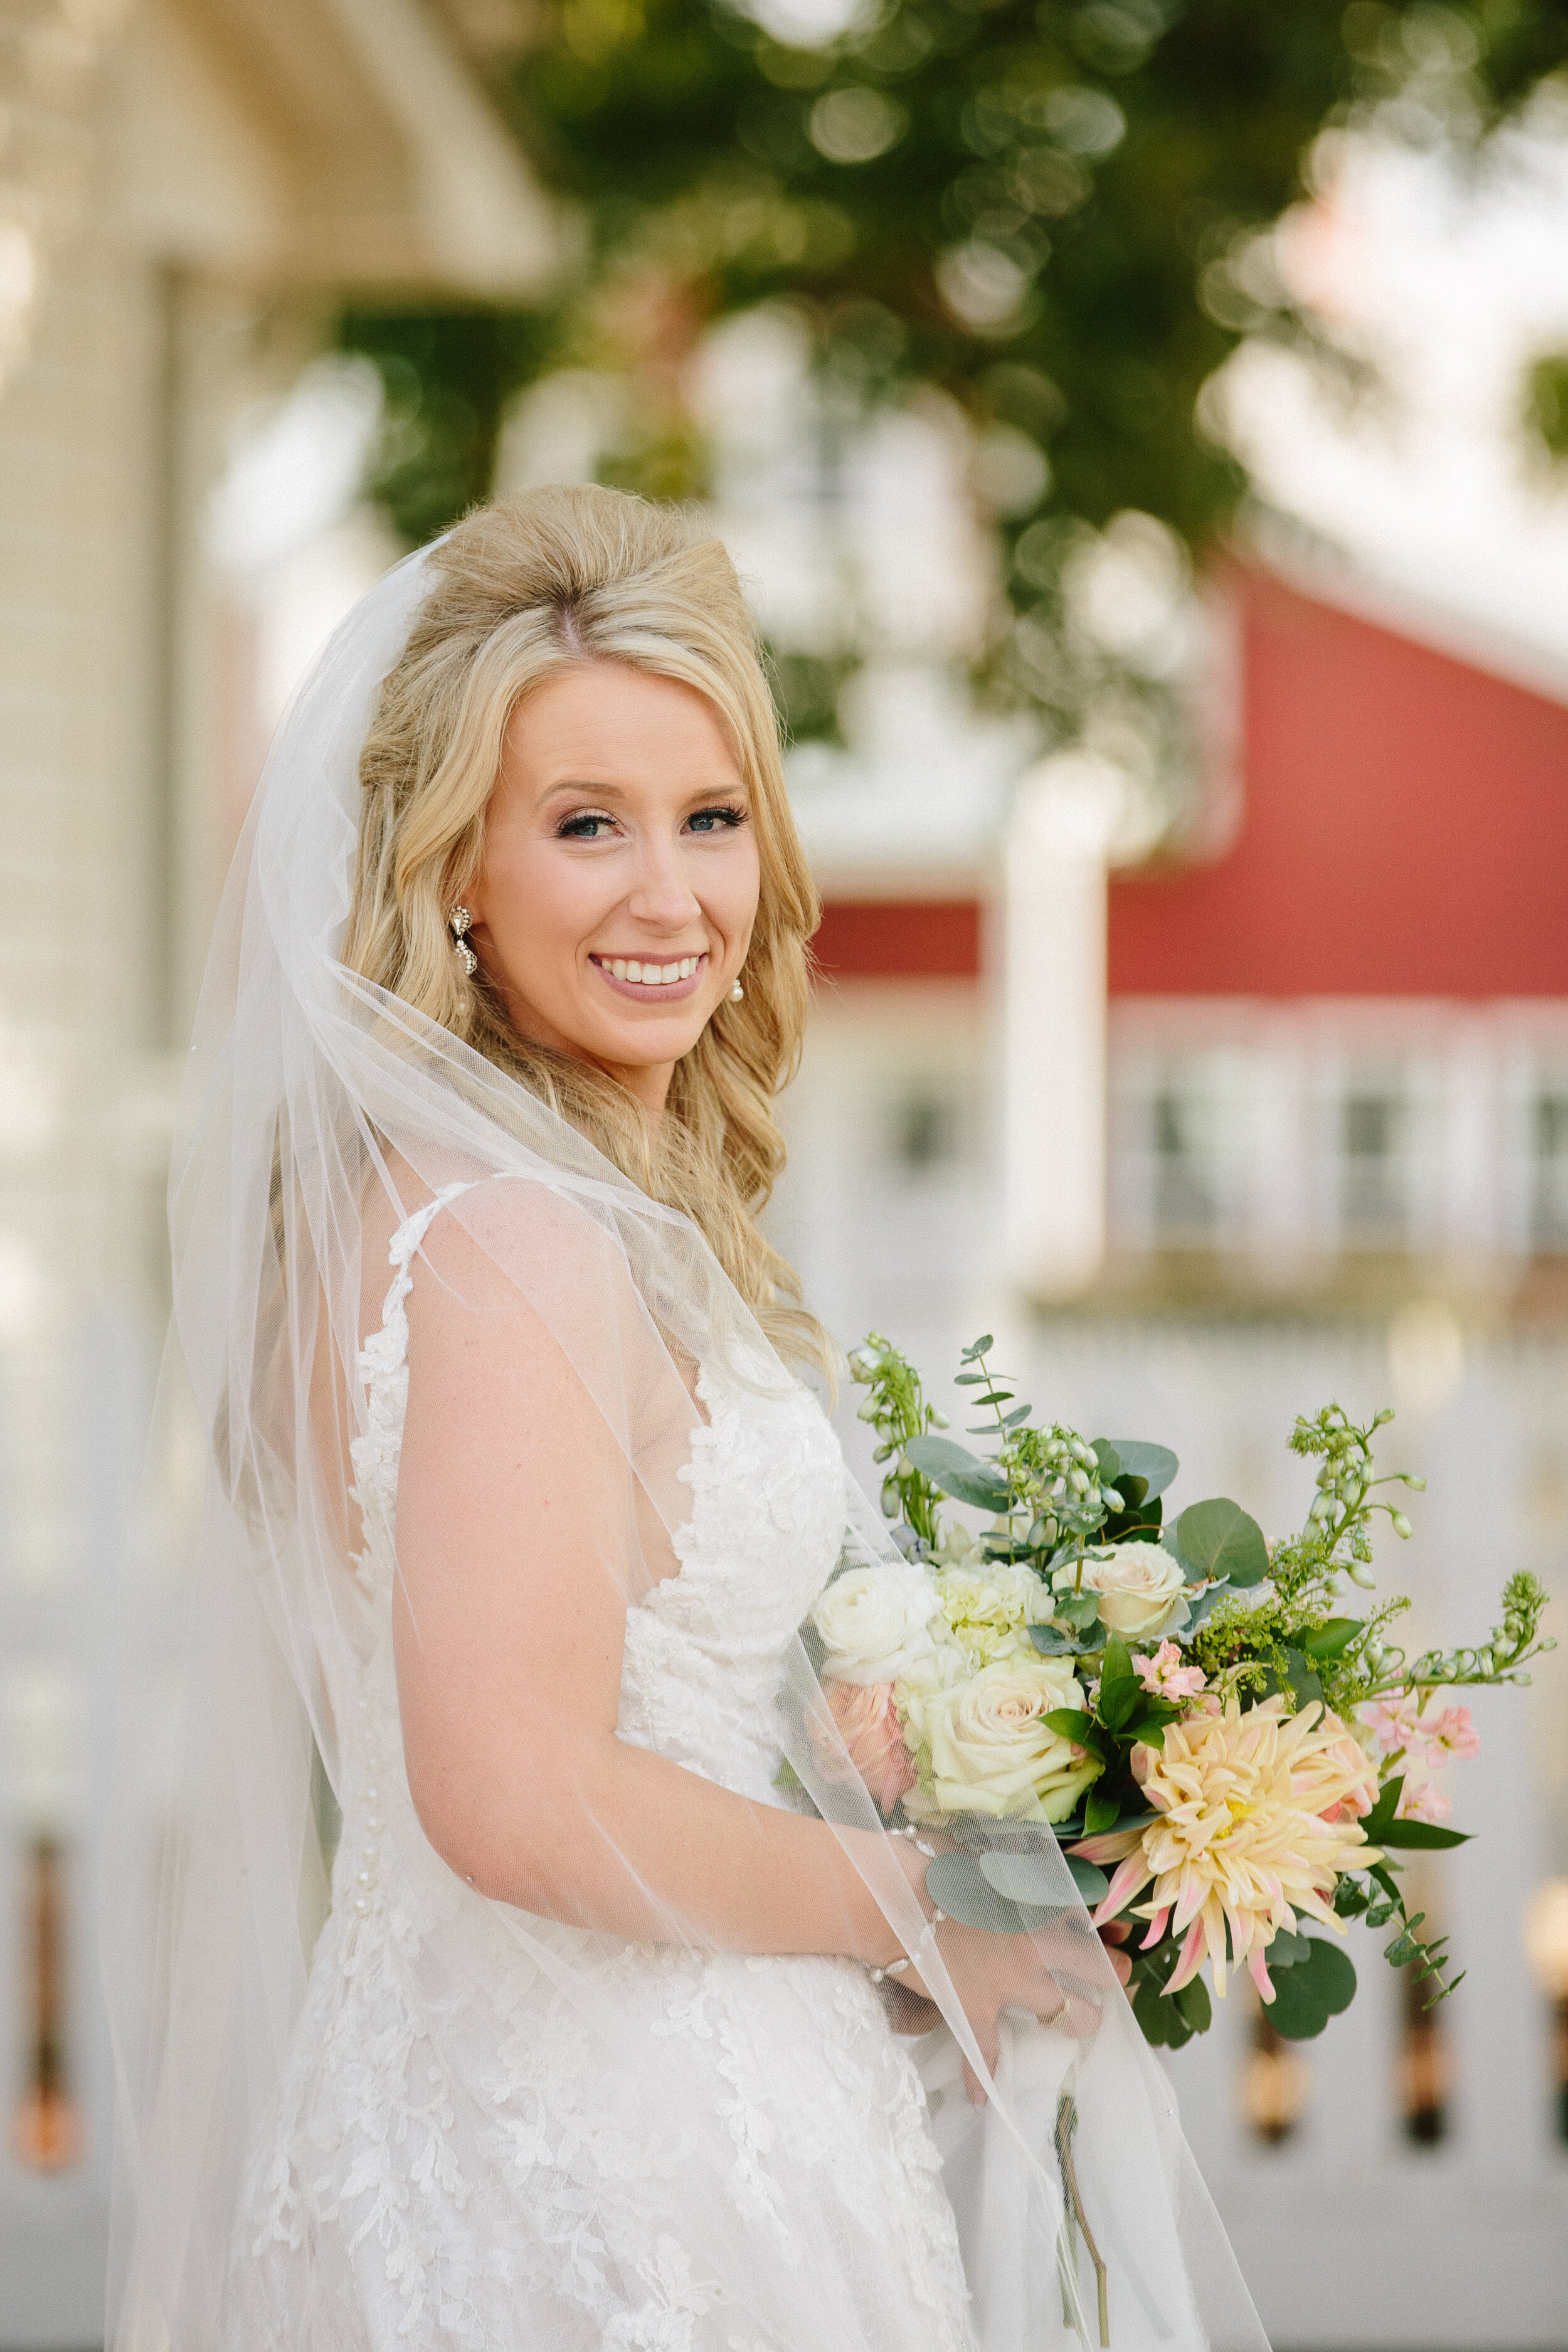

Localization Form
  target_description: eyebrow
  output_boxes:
[535,775,749,807]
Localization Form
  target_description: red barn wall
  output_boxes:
[1107,569,1568,999]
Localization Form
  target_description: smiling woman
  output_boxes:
[342,486,825,1368]
[467,662,760,1113]
[116,485,1268,2352]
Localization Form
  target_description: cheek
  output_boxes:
[709,835,761,935]
[487,842,607,964]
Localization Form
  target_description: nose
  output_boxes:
[625,829,702,935]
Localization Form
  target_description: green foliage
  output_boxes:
[850,1329,1551,2044]
[1171,1495,1269,1587]
[1403,1567,1555,1694]
[1265,1932,1356,2040]
[341,3,1568,599]
[337,307,557,545]
[849,1330,951,1544]
[1523,349,1568,461]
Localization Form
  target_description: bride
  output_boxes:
[109,486,1268,2351]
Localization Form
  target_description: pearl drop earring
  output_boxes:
[729,979,744,1002]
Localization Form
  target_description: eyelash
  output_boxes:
[556,803,749,840]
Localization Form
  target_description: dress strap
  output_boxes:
[356,1182,477,1402]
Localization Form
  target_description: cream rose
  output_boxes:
[811,1562,940,1686]
[901,1657,1102,1824]
[1065,1542,1187,1640]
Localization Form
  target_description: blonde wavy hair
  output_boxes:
[341,485,830,1373]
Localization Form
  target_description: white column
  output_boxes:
[1002,756,1123,1301]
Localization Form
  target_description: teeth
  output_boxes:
[601,954,704,986]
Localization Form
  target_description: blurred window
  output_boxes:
[1150,1087,1217,1241]
[889,1089,960,1174]
[1340,1091,1407,1244]
[1532,1093,1568,1252]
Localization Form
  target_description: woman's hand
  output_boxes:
[897,1915,1135,2106]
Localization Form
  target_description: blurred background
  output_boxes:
[4,0,1568,2343]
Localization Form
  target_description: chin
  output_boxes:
[593,1012,709,1066]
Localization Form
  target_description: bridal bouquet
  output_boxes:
[801,1332,1554,2050]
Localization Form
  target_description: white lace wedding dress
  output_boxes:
[226,1193,975,2351]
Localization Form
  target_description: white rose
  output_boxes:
[1066,1542,1187,1640]
[901,1657,1101,1825]
[811,1562,940,1685]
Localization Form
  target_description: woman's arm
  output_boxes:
[393,1199,917,1966]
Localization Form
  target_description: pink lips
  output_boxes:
[590,952,709,1005]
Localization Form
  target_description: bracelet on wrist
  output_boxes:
[869,1905,946,1985]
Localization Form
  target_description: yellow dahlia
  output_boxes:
[1073,1695,1381,2001]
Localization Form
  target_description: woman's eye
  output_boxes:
[558,811,617,840]
[686,804,748,835]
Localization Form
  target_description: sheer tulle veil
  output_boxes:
[103,532,1269,2350]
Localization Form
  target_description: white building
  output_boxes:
[0,4,552,2338]
[770,548,1568,2348]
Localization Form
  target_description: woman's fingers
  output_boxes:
[1098,1923,1134,1987]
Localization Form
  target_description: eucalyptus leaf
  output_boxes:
[1266,1928,1312,1969]
[1265,1967,1328,2040]
[1056,1591,1103,1631]
[1298,1936,1357,2015]
[1179,1584,1229,1636]
[980,1850,1078,1906]
[1091,1441,1122,1485]
[1173,1496,1269,1589]
[1066,1854,1110,1905]
[1161,1528,1202,1584]
[1172,1974,1212,2032]
[904,1435,1010,1512]
[1028,1623,1075,1656]
[1099,1440,1180,1502]
[925,1851,1055,1936]
[1132,1979,1194,2050]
